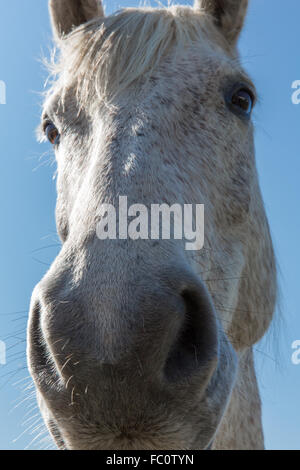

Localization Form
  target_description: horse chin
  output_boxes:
[42,412,209,450]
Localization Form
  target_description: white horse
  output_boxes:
[27,0,277,449]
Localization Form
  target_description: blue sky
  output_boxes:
[0,0,299,450]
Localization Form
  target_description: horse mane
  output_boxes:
[45,5,224,106]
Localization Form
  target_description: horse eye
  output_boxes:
[44,122,60,145]
[230,88,254,117]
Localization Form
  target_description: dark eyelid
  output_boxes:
[41,113,56,132]
[233,82,256,103]
[236,76,257,103]
[41,114,49,131]
[243,84,256,106]
[224,70,257,100]
[42,121,52,133]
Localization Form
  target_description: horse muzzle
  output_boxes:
[27,254,237,449]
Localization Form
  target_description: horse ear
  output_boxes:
[194,0,248,45]
[49,0,104,41]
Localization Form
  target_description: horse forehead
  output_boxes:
[43,29,236,115]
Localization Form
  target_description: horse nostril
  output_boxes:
[164,286,218,383]
[28,300,53,379]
